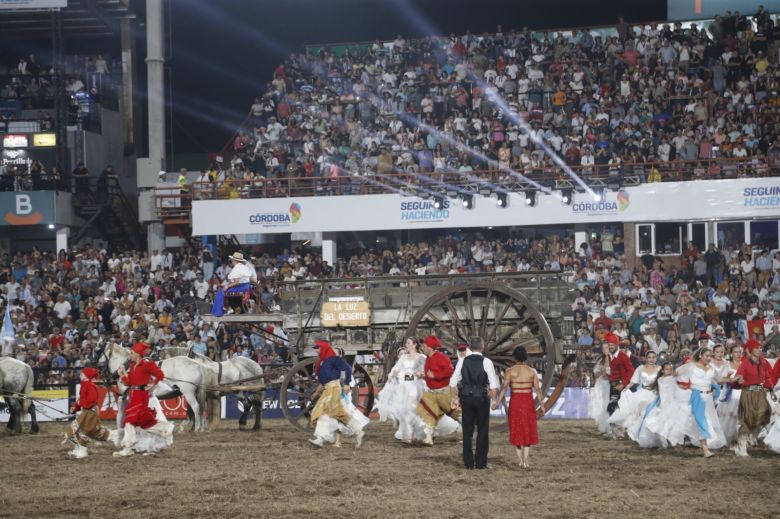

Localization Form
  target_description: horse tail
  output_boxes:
[21,364,33,415]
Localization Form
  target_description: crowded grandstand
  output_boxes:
[1,2,780,516]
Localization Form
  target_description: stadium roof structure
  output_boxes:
[0,0,135,38]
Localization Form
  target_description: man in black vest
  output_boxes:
[450,336,500,469]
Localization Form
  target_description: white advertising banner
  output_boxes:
[192,177,780,236]
[0,0,67,8]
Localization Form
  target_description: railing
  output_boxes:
[155,157,778,220]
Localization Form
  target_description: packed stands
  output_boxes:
[173,10,780,202]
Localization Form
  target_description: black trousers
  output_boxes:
[461,395,490,469]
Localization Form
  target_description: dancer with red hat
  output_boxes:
[308,339,367,448]
[733,339,777,456]
[65,367,111,458]
[416,335,460,446]
[113,342,173,457]
[603,332,634,438]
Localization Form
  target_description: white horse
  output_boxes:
[187,354,266,430]
[0,357,39,434]
[101,343,216,432]
[157,347,266,429]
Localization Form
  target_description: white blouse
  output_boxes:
[630,365,661,388]
[388,353,425,380]
[690,365,716,392]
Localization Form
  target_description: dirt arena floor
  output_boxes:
[1,418,779,519]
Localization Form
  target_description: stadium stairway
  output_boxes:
[71,177,145,249]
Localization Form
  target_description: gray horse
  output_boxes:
[0,357,39,434]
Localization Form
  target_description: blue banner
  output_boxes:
[0,191,55,226]
[222,389,304,420]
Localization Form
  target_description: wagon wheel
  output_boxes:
[350,362,375,418]
[404,281,567,413]
[280,358,319,433]
[280,358,375,433]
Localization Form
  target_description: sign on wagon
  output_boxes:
[321,298,371,327]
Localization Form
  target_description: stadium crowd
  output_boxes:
[179,8,780,194]
[2,225,779,386]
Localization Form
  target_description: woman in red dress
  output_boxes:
[494,347,545,468]
[113,342,166,457]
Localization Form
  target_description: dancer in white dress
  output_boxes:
[642,362,690,447]
[761,376,780,454]
[130,396,175,454]
[679,348,727,457]
[588,345,611,436]
[608,352,661,439]
[377,338,426,442]
[715,343,743,447]
[377,337,459,442]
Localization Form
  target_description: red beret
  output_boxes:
[698,333,710,340]
[744,339,763,353]
[456,343,469,351]
[604,333,620,345]
[131,342,150,356]
[423,335,442,349]
[81,367,99,380]
[314,339,331,349]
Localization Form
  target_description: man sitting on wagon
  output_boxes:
[211,252,254,315]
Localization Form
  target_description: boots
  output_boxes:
[107,429,121,447]
[422,426,434,446]
[67,444,88,459]
[113,447,135,458]
[308,436,324,448]
[734,434,750,457]
[347,419,365,449]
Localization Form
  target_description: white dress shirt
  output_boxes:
[227,262,253,284]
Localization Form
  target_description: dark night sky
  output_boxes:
[168,0,668,155]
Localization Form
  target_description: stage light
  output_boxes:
[496,192,508,208]
[433,196,445,209]
[561,189,573,205]
[462,194,474,209]
[48,224,55,229]
[592,188,604,202]
[524,191,536,207]
[607,176,622,192]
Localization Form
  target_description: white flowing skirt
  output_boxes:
[588,378,611,435]
[608,387,656,434]
[121,396,175,454]
[760,397,780,454]
[631,396,667,449]
[683,391,727,450]
[716,387,741,446]
[377,379,459,440]
[377,379,425,440]
[313,397,369,444]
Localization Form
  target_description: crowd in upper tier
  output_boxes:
[185,8,780,195]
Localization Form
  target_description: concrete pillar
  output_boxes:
[56,227,70,253]
[623,223,636,271]
[147,222,165,256]
[322,239,337,266]
[120,17,136,154]
[145,0,166,170]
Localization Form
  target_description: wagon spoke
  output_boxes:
[444,299,470,343]
[466,290,476,337]
[421,310,462,346]
[485,296,513,345]
[479,285,493,338]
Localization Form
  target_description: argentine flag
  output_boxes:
[1,304,14,344]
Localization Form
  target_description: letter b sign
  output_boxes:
[15,195,32,215]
